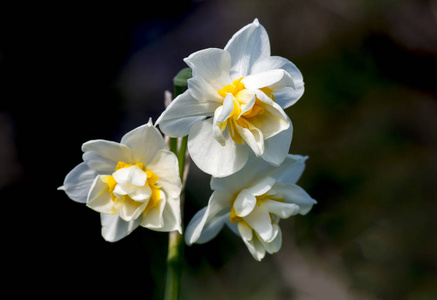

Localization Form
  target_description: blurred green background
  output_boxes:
[2,0,436,299]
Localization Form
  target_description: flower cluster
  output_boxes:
[60,19,315,261]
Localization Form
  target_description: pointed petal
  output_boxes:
[156,90,219,138]
[60,162,98,203]
[187,118,249,178]
[225,19,271,78]
[120,120,166,165]
[100,213,142,242]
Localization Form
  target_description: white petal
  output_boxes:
[60,162,98,203]
[187,118,249,178]
[216,94,235,124]
[120,120,166,165]
[185,189,233,245]
[234,120,264,156]
[270,154,308,184]
[100,213,141,242]
[225,18,271,79]
[242,69,294,91]
[160,195,182,233]
[274,86,304,110]
[112,166,131,184]
[147,149,182,199]
[184,48,232,92]
[128,184,152,202]
[212,106,226,146]
[115,197,148,222]
[250,55,304,109]
[273,183,317,215]
[262,199,299,219]
[237,221,253,241]
[82,140,132,173]
[128,165,148,187]
[243,205,274,242]
[86,175,113,214]
[233,190,257,217]
[156,90,219,138]
[242,234,266,261]
[259,225,282,254]
[245,176,276,196]
[260,119,293,166]
[141,193,166,230]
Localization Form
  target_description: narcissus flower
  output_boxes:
[59,119,182,242]
[184,154,316,261]
[156,19,304,178]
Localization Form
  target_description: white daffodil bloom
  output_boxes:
[156,19,304,178]
[59,119,182,242]
[185,154,316,261]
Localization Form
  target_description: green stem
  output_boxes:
[164,71,191,300]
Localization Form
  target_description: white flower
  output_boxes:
[59,119,182,242]
[156,19,304,178]
[184,154,316,261]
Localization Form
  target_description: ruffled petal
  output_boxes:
[224,18,271,79]
[187,118,249,178]
[120,120,166,165]
[100,213,142,242]
[59,162,98,203]
[156,90,219,138]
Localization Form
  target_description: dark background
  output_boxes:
[2,0,436,299]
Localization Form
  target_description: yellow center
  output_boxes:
[217,78,273,144]
[103,161,161,214]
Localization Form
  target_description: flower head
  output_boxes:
[184,154,316,261]
[59,119,182,242]
[156,19,304,177]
